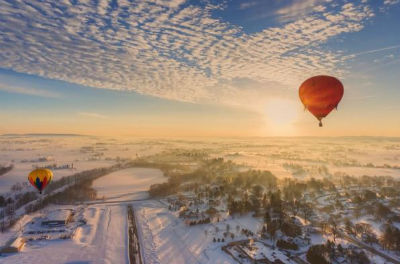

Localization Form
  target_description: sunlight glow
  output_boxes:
[265,99,299,126]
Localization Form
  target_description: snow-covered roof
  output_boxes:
[44,209,72,221]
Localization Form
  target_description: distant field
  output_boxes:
[92,167,166,201]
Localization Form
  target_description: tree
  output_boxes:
[251,195,261,214]
[329,217,338,242]
[345,219,354,235]
[267,220,279,244]
[264,210,271,224]
[252,185,263,199]
[380,224,400,250]
[0,195,5,207]
[289,199,300,217]
[262,193,268,208]
[300,202,313,223]
[306,245,329,264]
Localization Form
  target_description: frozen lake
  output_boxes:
[92,167,166,201]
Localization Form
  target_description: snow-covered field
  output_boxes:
[93,168,166,201]
[0,135,170,194]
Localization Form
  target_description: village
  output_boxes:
[153,166,400,264]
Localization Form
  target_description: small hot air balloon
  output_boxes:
[28,168,53,194]
[299,75,344,127]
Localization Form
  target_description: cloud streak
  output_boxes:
[0,0,376,108]
[0,83,61,98]
[346,44,400,57]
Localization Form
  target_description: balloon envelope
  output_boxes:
[299,75,344,126]
[28,168,53,193]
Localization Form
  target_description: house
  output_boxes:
[0,237,26,253]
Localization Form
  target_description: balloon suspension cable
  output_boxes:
[319,120,323,127]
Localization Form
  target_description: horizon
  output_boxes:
[3,132,400,140]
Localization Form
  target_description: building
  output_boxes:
[0,237,26,253]
[41,209,73,227]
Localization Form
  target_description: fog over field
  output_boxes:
[2,135,399,194]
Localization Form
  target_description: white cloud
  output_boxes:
[0,83,61,98]
[239,1,259,9]
[0,0,376,109]
[275,0,326,22]
[384,0,400,5]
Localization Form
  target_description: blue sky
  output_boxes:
[0,0,399,136]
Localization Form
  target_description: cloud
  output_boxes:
[384,0,400,5]
[0,0,376,109]
[275,0,326,22]
[0,83,60,98]
[78,112,108,119]
[239,1,259,9]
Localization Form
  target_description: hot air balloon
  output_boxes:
[28,168,53,194]
[299,75,344,127]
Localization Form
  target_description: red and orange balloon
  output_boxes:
[299,75,344,127]
[28,168,53,194]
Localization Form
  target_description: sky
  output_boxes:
[0,0,399,137]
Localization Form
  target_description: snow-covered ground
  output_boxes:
[133,199,265,264]
[2,135,400,263]
[1,166,168,264]
[1,205,128,264]
[93,168,166,201]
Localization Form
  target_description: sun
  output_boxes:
[264,98,300,135]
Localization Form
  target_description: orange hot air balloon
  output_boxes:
[28,168,53,194]
[299,75,344,127]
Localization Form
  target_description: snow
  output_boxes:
[2,136,400,263]
[133,200,265,264]
[93,168,166,201]
[1,166,167,264]
[1,205,128,264]
[0,135,170,194]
